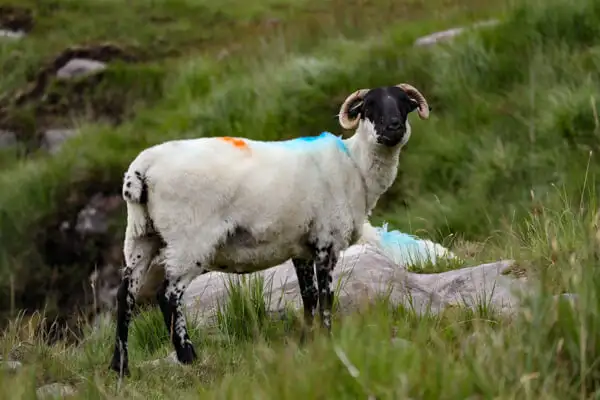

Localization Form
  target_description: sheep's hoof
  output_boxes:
[176,343,197,365]
[109,357,131,378]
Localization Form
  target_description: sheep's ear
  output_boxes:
[347,98,363,119]
[408,98,433,114]
[408,99,420,113]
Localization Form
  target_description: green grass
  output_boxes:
[0,190,598,398]
[1,0,600,397]
[0,0,503,322]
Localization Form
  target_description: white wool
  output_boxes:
[121,118,407,277]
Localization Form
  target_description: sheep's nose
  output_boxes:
[387,117,402,131]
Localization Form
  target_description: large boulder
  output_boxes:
[182,223,526,325]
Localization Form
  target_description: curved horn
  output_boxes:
[396,83,430,120]
[338,89,369,130]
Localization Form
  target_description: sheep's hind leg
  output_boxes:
[292,258,318,341]
[109,236,160,377]
[157,268,203,364]
[315,243,337,334]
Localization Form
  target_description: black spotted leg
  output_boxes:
[315,243,337,333]
[156,272,198,364]
[292,258,318,339]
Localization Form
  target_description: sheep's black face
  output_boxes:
[350,86,421,147]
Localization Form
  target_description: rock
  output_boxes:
[414,19,500,47]
[75,193,122,236]
[0,130,17,148]
[182,243,526,326]
[56,58,107,80]
[0,29,24,39]
[77,193,125,313]
[35,383,76,399]
[40,129,78,154]
[0,360,22,372]
[89,266,119,311]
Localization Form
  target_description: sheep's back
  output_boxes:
[143,134,355,248]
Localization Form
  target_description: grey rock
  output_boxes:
[414,19,500,47]
[0,360,22,372]
[40,129,78,154]
[89,268,119,311]
[56,58,106,80]
[36,383,76,399]
[0,130,17,148]
[182,244,526,326]
[76,193,122,236]
[75,194,110,235]
[0,29,25,39]
[77,194,122,235]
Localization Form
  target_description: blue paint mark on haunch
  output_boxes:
[265,132,350,155]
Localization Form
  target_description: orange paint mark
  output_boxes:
[219,136,249,150]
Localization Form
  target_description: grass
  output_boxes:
[0,0,503,324]
[1,0,600,397]
[0,191,598,398]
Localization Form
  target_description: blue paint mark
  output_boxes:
[374,223,439,265]
[379,228,420,247]
[263,131,350,155]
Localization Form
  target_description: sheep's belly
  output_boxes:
[210,239,307,274]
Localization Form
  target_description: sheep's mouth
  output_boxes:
[376,132,404,147]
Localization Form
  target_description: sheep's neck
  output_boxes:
[343,129,402,215]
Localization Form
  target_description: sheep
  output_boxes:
[108,83,431,377]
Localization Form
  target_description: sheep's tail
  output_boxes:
[358,221,458,268]
[122,153,153,238]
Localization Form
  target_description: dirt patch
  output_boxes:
[0,43,158,150]
[0,5,34,33]
[3,43,138,108]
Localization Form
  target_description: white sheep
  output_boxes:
[109,83,431,377]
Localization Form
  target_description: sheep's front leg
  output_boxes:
[292,258,318,338]
[157,272,198,364]
[315,244,337,333]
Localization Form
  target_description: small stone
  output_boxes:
[56,58,107,80]
[75,205,107,235]
[40,129,78,154]
[74,193,122,236]
[36,383,76,399]
[414,19,499,47]
[0,130,17,148]
[0,29,24,39]
[0,360,22,372]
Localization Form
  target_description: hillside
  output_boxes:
[0,0,599,398]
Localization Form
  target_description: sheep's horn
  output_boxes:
[396,83,430,120]
[338,89,369,130]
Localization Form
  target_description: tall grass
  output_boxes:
[1,187,597,398]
